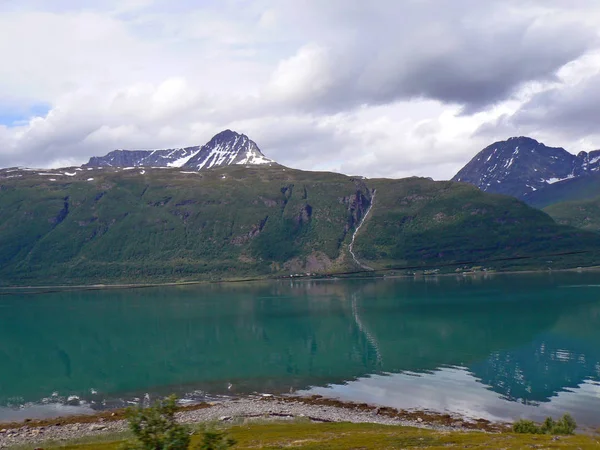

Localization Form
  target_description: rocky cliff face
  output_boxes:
[85,130,273,170]
[452,136,600,199]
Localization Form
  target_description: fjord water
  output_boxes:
[1,274,599,425]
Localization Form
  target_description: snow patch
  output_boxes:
[87,178,94,181]
[545,174,575,184]
[589,155,600,165]
[236,147,272,165]
[63,172,77,176]
[167,149,200,167]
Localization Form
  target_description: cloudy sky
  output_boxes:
[1,0,600,179]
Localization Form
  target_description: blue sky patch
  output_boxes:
[0,103,51,127]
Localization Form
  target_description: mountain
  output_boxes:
[85,130,273,169]
[452,137,600,200]
[522,171,600,209]
[1,164,599,286]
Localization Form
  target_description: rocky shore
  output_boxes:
[0,395,505,448]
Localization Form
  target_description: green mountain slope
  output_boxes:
[523,172,600,209]
[0,166,598,285]
[353,178,600,270]
[544,196,600,232]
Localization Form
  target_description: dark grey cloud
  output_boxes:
[511,73,600,137]
[267,0,598,113]
[474,70,600,151]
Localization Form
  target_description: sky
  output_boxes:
[1,0,600,179]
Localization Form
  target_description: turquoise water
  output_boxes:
[0,273,599,424]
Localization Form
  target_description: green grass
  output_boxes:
[1,167,600,286]
[544,195,600,232]
[30,421,600,450]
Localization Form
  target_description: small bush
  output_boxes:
[513,414,577,435]
[513,419,541,434]
[540,416,555,434]
[552,414,577,435]
[122,395,191,450]
[121,395,236,450]
[198,429,237,450]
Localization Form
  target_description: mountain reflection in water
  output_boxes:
[0,273,599,423]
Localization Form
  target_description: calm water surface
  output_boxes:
[0,273,599,425]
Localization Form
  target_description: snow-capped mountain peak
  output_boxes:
[85,130,274,170]
[452,137,600,199]
[184,130,272,170]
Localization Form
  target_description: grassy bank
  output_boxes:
[22,421,600,450]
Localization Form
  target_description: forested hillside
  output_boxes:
[0,165,598,285]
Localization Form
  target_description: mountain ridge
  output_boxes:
[85,129,274,170]
[1,164,598,286]
[452,136,600,200]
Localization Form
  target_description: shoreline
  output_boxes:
[1,265,599,294]
[0,395,509,448]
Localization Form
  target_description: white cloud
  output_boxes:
[1,0,600,178]
[266,44,336,106]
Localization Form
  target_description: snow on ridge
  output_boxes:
[545,174,575,184]
[237,144,272,165]
[86,131,274,171]
[191,137,271,170]
[588,155,600,165]
[167,149,200,167]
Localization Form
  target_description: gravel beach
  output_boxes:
[0,395,499,448]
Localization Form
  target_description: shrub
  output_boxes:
[552,414,577,435]
[121,395,236,450]
[198,429,237,450]
[513,414,577,436]
[122,395,191,450]
[513,419,541,434]
[540,416,555,434]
